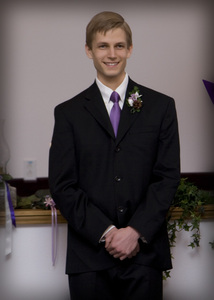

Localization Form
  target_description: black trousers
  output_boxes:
[68,261,163,300]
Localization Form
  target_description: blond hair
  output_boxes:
[86,11,132,49]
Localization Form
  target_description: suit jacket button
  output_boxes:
[115,176,121,182]
[117,206,125,213]
[115,146,121,153]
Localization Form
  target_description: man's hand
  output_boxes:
[105,226,140,260]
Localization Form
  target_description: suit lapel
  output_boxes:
[116,80,143,144]
[84,82,115,139]
[83,80,143,143]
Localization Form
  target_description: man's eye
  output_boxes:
[117,44,125,49]
[99,44,107,49]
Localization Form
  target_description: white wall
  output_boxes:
[2,0,214,178]
[0,224,70,300]
[0,221,213,300]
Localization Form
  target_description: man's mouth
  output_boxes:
[104,62,119,66]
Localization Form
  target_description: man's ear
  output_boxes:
[85,44,93,59]
[127,44,133,59]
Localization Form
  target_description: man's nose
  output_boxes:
[108,47,116,58]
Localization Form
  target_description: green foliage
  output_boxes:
[17,189,51,209]
[0,173,13,191]
[168,178,207,248]
[0,173,13,181]
[162,270,171,281]
[209,241,214,249]
[164,178,212,280]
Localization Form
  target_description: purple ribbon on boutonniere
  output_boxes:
[44,195,57,266]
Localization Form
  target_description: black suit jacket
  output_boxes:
[49,78,180,274]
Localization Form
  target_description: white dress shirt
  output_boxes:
[95,73,129,115]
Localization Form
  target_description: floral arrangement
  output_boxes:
[126,86,143,113]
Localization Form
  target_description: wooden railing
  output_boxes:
[9,204,213,225]
[2,172,213,225]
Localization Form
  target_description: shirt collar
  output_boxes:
[96,73,129,105]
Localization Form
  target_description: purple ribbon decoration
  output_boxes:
[0,175,16,228]
[44,196,57,266]
[203,79,214,104]
[5,182,16,227]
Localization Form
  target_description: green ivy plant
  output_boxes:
[163,178,213,280]
[209,241,214,249]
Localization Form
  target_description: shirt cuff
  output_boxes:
[140,236,147,243]
[99,225,116,243]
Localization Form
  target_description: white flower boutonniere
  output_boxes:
[126,86,143,113]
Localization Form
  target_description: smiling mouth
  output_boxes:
[104,62,119,66]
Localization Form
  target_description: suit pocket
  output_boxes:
[129,126,158,135]
[127,126,159,154]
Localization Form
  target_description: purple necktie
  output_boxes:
[110,91,121,136]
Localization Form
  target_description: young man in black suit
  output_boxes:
[49,11,180,300]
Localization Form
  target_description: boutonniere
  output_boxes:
[126,86,143,113]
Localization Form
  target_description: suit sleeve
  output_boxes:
[49,105,113,246]
[128,98,180,244]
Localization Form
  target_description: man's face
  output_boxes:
[85,28,133,87]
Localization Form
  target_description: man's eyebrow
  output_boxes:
[115,42,126,45]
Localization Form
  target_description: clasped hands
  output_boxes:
[104,226,140,261]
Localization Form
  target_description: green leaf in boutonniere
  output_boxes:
[126,86,143,113]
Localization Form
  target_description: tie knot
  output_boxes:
[110,91,120,103]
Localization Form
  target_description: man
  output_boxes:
[49,11,180,300]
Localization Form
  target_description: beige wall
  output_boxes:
[2,0,214,178]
